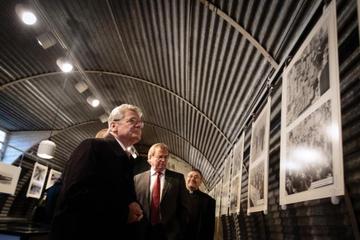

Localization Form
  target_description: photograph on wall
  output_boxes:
[247,98,270,214]
[221,182,229,216]
[214,180,222,217]
[223,156,231,184]
[26,162,48,199]
[0,162,21,195]
[280,1,344,205]
[229,174,239,214]
[45,169,61,189]
[229,132,244,214]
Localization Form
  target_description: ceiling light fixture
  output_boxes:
[87,96,100,107]
[99,113,109,123]
[74,81,88,93]
[36,32,57,49]
[56,57,73,73]
[15,4,37,25]
[37,140,56,159]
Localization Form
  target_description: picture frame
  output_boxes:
[26,162,48,199]
[214,180,222,217]
[280,1,344,205]
[45,169,61,189]
[0,162,21,195]
[220,182,229,216]
[247,98,271,214]
[229,132,244,214]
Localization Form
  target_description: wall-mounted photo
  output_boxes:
[214,180,222,217]
[45,169,61,189]
[280,1,344,205]
[26,162,48,199]
[223,156,231,184]
[221,182,229,216]
[0,162,21,195]
[247,99,271,214]
[229,132,244,214]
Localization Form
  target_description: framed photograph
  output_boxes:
[45,169,61,189]
[220,182,229,215]
[26,162,48,199]
[229,132,244,214]
[214,180,222,217]
[247,98,271,214]
[280,1,344,205]
[0,162,21,195]
[223,156,231,184]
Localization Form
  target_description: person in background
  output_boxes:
[50,104,144,240]
[95,128,109,138]
[185,169,215,240]
[134,143,189,240]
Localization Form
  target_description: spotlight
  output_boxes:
[87,96,100,107]
[15,4,37,25]
[56,57,73,73]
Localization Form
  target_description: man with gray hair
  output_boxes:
[50,104,144,240]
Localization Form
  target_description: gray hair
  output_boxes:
[108,104,143,127]
[148,143,169,160]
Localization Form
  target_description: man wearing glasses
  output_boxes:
[134,143,189,240]
[50,104,144,240]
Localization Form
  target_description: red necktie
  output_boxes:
[151,172,161,225]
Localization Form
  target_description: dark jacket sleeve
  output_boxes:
[55,139,135,234]
[204,196,216,240]
[178,174,190,240]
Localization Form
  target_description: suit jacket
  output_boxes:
[134,169,189,240]
[186,190,215,240]
[50,136,136,240]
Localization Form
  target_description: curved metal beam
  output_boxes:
[0,70,231,146]
[85,70,231,145]
[199,0,279,69]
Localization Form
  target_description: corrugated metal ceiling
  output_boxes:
[0,0,324,188]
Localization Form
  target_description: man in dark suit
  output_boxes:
[134,143,189,240]
[50,104,144,240]
[185,169,215,240]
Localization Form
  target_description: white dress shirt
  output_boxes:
[150,168,165,202]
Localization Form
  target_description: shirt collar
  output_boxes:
[151,168,166,176]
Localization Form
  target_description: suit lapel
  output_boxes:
[144,171,150,205]
[161,172,172,202]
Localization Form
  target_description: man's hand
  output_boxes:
[127,202,143,223]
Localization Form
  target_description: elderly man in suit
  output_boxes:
[50,104,144,240]
[185,169,215,240]
[134,143,189,240]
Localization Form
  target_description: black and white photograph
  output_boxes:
[28,182,42,196]
[232,132,244,176]
[223,156,231,184]
[250,110,267,164]
[247,99,270,214]
[280,1,344,205]
[221,182,229,216]
[286,101,333,195]
[26,162,48,199]
[45,169,61,189]
[285,22,329,126]
[229,174,240,214]
[248,159,265,208]
[229,132,244,214]
[0,162,21,195]
[214,181,222,217]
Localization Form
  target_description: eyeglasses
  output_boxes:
[114,117,144,128]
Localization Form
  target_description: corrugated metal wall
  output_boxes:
[218,0,360,239]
